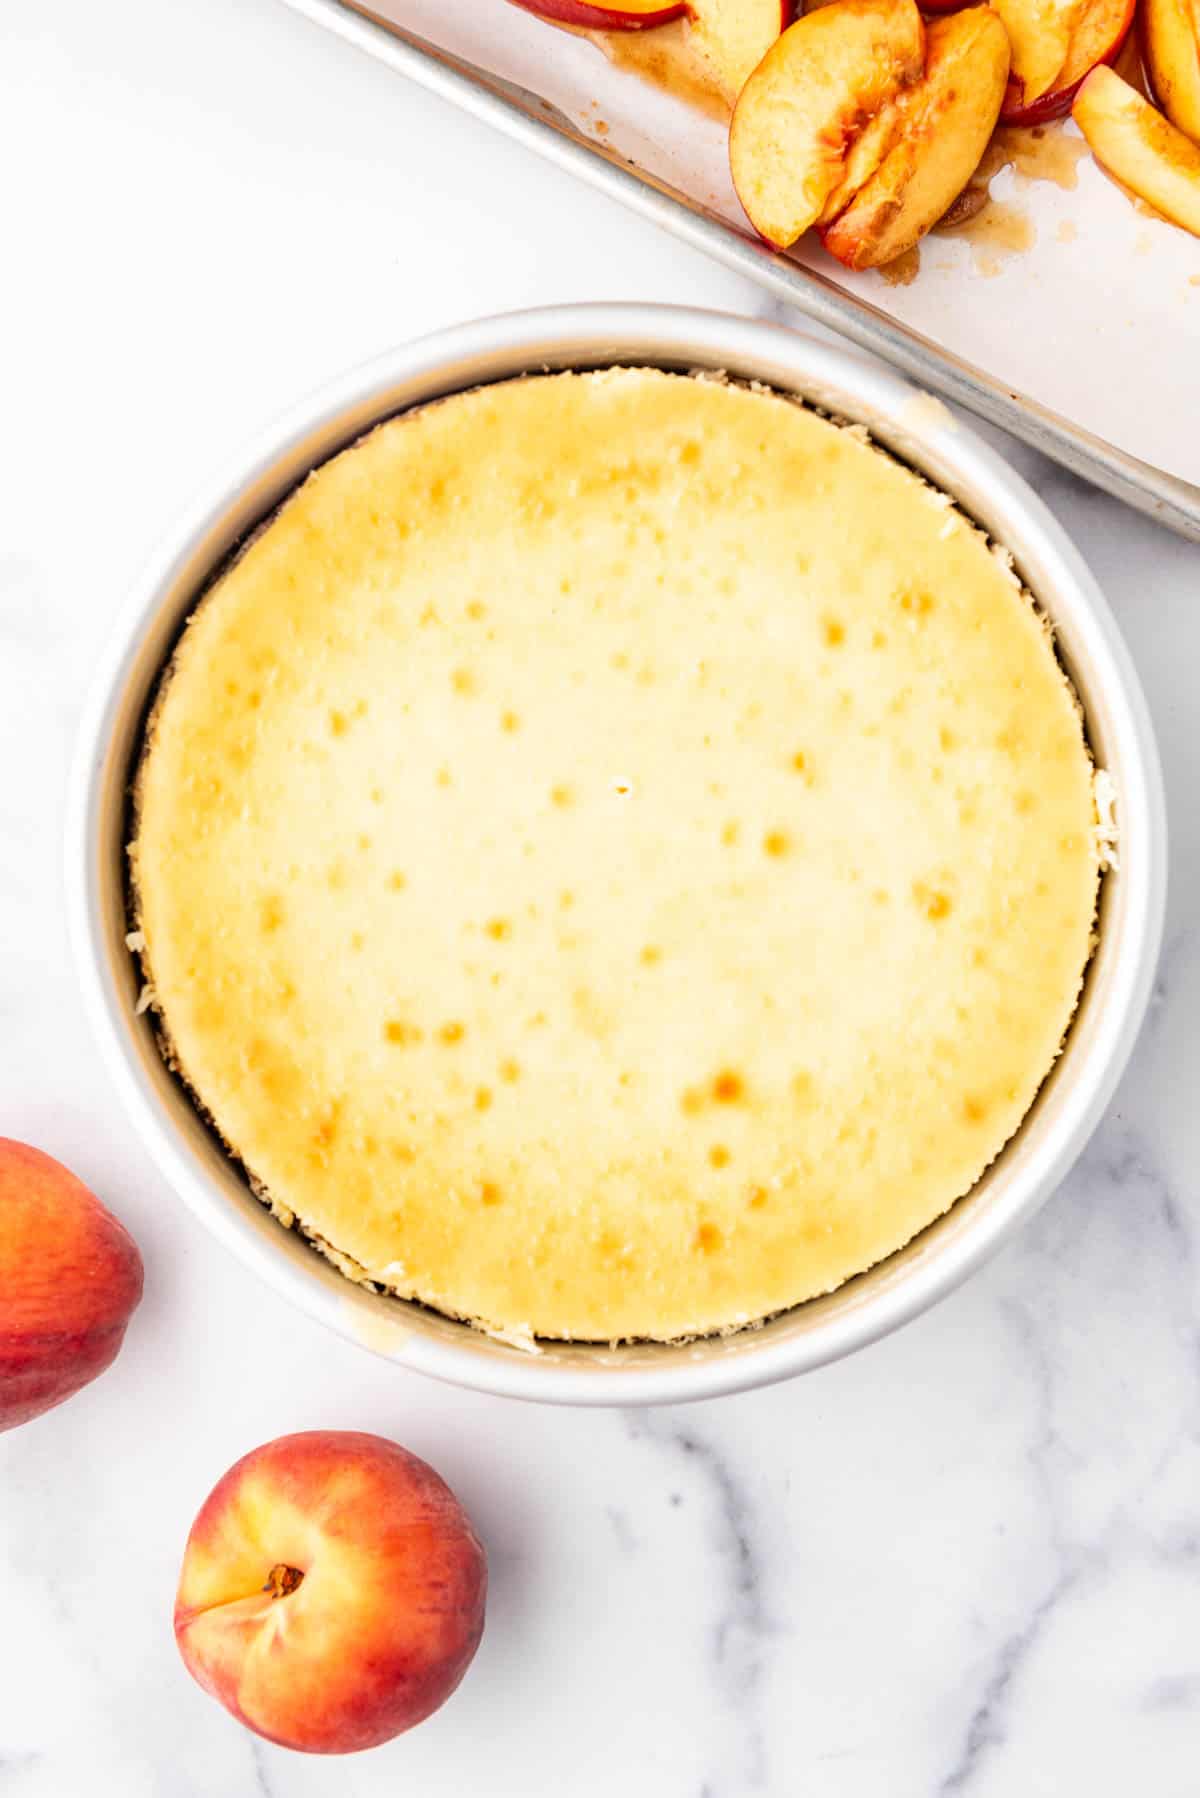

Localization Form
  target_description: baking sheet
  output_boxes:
[281,0,1200,531]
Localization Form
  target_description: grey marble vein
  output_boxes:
[624,1411,773,1792]
[0,1754,41,1787]
[247,1737,275,1798]
[1132,923,1193,1048]
[605,1504,640,1555]
[1142,1674,1200,1711]
[938,1101,1200,1794]
[934,1280,1081,1791]
[939,1568,1080,1796]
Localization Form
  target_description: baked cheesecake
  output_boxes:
[131,368,1102,1343]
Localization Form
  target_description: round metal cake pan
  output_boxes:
[68,304,1167,1406]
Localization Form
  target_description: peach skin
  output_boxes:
[0,1139,143,1432]
[508,0,688,25]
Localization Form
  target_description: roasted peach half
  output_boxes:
[1001,0,1137,121]
[822,9,1010,270]
[730,0,925,247]
[992,0,1086,106]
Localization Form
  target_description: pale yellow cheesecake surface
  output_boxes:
[132,369,1100,1341]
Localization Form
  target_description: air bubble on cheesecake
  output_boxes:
[134,983,157,1016]
[125,929,146,953]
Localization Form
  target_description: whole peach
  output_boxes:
[0,1139,144,1431]
[174,1430,487,1753]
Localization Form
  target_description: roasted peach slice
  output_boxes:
[1144,0,1200,143]
[730,0,926,247]
[822,9,1010,269]
[509,0,687,25]
[687,0,791,105]
[1074,64,1200,231]
[587,0,786,117]
[599,0,787,113]
[1001,0,1136,120]
[992,0,1087,106]
[817,99,912,225]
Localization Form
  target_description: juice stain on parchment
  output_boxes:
[879,123,1087,281]
[935,197,1037,277]
[879,245,922,286]
[989,126,1090,192]
[927,125,1088,275]
[588,22,732,121]
[545,15,731,121]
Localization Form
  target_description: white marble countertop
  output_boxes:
[3,2,1199,1793]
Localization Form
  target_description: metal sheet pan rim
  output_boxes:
[280,0,1200,542]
